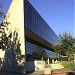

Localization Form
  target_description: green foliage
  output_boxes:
[0,23,8,50]
[60,61,75,68]
[0,22,24,72]
[0,20,10,51]
[13,30,22,63]
[31,46,47,59]
[53,42,62,61]
[0,6,9,50]
[59,33,75,56]
[53,32,75,61]
[0,5,4,18]
[0,5,25,73]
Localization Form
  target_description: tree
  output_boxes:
[53,42,62,61]
[0,20,25,73]
[31,46,47,60]
[59,32,75,61]
[0,4,11,50]
[0,5,25,73]
[0,18,10,51]
[0,5,4,18]
[0,4,7,50]
[53,33,75,61]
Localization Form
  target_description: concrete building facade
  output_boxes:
[0,0,60,73]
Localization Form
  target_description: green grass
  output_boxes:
[56,61,75,68]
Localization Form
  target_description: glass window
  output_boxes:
[25,0,59,44]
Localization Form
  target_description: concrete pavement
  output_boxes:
[0,63,75,75]
[50,63,64,70]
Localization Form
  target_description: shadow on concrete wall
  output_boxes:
[0,30,25,74]
[25,61,35,73]
[0,58,2,70]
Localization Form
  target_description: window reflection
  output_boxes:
[26,41,57,59]
[25,0,59,45]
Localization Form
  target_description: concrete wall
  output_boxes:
[25,60,45,72]
[6,0,25,55]
[0,0,26,73]
[25,61,35,72]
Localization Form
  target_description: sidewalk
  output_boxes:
[28,68,75,75]
[50,63,64,69]
[27,63,75,75]
[52,68,75,73]
[0,63,75,75]
[0,70,25,75]
[0,68,75,75]
[27,70,44,75]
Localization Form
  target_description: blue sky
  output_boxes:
[0,0,74,36]
[29,0,74,36]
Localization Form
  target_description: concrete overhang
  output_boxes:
[25,28,54,51]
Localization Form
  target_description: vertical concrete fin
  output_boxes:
[6,0,25,55]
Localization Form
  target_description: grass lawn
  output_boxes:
[56,61,75,68]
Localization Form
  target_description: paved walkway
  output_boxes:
[28,63,75,75]
[0,71,25,75]
[52,68,75,73]
[28,68,75,75]
[0,63,75,75]
[50,63,64,70]
[0,68,75,75]
[27,70,44,75]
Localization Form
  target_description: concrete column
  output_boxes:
[47,58,49,64]
[74,54,75,61]
[3,0,26,74]
[41,57,43,61]
[52,59,54,63]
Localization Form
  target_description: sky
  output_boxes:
[0,0,74,36]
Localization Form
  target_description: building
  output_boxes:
[25,0,59,60]
[0,0,60,73]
